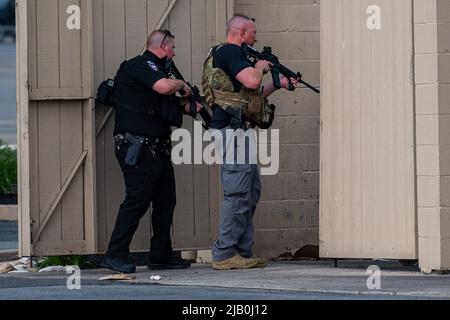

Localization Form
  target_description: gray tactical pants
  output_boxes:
[212,127,262,262]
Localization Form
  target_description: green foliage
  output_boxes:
[37,255,95,269]
[0,139,17,195]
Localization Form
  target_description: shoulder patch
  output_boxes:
[146,61,159,71]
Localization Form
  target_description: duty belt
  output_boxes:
[114,133,171,147]
[114,133,172,165]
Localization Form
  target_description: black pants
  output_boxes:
[106,143,176,263]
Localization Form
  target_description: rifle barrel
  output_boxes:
[300,80,320,94]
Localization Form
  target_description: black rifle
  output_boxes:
[243,45,320,94]
[167,60,212,129]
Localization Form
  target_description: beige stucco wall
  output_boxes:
[320,0,417,259]
[235,0,321,258]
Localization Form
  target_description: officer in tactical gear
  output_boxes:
[202,15,299,270]
[101,30,202,273]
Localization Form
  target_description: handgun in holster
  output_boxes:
[124,133,145,166]
[226,107,243,130]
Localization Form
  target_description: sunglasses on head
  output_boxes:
[160,29,173,48]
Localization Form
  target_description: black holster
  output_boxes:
[124,133,145,166]
[225,107,243,130]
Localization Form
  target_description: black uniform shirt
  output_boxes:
[210,44,252,129]
[114,50,172,138]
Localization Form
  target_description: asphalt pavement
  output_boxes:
[1,259,450,300]
[1,218,450,300]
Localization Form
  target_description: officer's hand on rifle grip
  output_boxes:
[181,83,193,97]
[194,101,204,113]
[183,101,192,114]
[255,60,272,74]
[183,101,203,116]
[280,75,299,91]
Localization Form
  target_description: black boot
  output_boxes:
[148,255,191,270]
[101,257,136,274]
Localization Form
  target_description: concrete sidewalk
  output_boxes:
[1,216,448,299]
[2,259,450,299]
[126,260,450,299]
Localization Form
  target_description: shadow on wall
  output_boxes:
[273,245,320,261]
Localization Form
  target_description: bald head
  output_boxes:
[146,30,174,50]
[226,14,255,36]
[226,14,257,46]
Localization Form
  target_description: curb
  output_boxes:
[0,205,17,221]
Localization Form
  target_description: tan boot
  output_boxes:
[251,256,267,268]
[212,255,259,270]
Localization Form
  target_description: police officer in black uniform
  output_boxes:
[101,30,201,273]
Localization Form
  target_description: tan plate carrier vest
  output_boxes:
[202,44,275,129]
